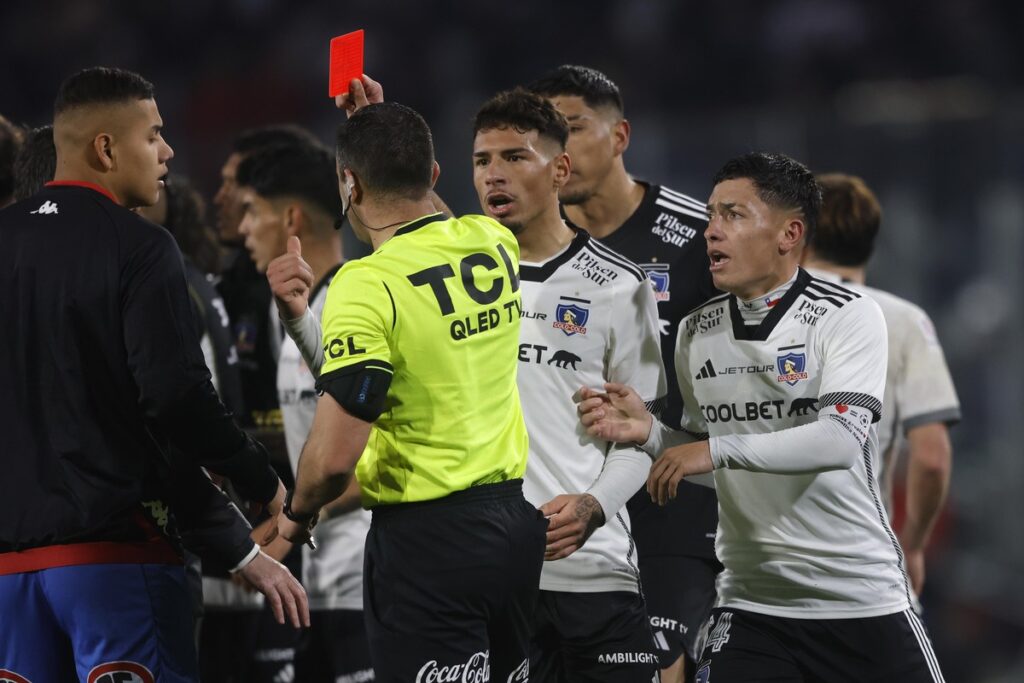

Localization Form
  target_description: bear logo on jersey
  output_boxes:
[553,302,589,336]
[87,661,155,683]
[776,352,808,385]
[547,350,581,370]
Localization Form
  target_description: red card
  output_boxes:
[329,30,364,98]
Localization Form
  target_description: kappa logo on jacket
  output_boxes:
[29,201,58,215]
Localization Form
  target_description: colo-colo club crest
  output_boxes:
[553,297,590,336]
[776,351,808,386]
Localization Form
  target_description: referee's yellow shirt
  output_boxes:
[319,213,529,507]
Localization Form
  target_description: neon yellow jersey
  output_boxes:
[319,213,528,507]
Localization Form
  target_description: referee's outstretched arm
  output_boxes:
[277,392,374,544]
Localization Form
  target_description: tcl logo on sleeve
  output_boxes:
[87,662,155,683]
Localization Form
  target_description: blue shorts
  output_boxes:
[0,563,198,682]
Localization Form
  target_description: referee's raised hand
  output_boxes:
[335,74,383,117]
[267,236,313,321]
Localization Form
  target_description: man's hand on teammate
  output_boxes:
[267,236,313,321]
[576,382,653,444]
[235,550,311,628]
[335,74,384,117]
[540,493,605,561]
[647,442,714,506]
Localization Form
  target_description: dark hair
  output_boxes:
[0,114,25,205]
[232,124,320,156]
[812,173,881,267]
[527,65,624,115]
[54,67,155,116]
[236,142,342,219]
[335,102,434,200]
[13,125,55,202]
[161,175,222,274]
[473,88,569,149]
[712,152,822,245]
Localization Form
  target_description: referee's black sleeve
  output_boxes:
[120,229,279,504]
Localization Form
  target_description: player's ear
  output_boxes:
[611,117,630,156]
[554,151,571,189]
[283,203,303,236]
[429,160,441,188]
[779,216,805,256]
[93,133,115,171]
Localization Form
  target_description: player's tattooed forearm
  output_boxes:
[575,493,605,535]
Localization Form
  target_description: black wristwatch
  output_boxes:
[283,489,319,547]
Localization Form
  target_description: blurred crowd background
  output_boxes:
[2,1,1021,680]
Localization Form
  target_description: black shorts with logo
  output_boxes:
[363,479,546,683]
[531,590,660,683]
[695,607,945,683]
[639,555,722,669]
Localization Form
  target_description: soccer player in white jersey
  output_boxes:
[579,153,945,681]
[236,142,374,682]
[529,66,720,683]
[473,88,666,681]
[804,173,960,599]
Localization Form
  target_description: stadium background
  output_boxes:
[2,1,1021,680]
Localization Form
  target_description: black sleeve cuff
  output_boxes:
[210,433,280,504]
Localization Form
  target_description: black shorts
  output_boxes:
[531,590,660,683]
[639,554,722,668]
[363,479,546,683]
[295,609,374,683]
[695,607,945,682]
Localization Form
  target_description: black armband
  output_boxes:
[315,360,393,422]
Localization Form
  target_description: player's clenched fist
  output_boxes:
[267,235,314,320]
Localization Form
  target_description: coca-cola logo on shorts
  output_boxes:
[506,658,529,682]
[416,650,490,683]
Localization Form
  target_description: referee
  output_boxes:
[276,102,546,682]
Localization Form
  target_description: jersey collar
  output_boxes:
[728,267,810,341]
[45,180,119,204]
[519,227,590,283]
[394,212,446,237]
[310,262,344,304]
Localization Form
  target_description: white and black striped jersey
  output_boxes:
[571,182,720,560]
[678,268,911,618]
[277,264,370,611]
[806,270,961,512]
[518,228,666,593]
